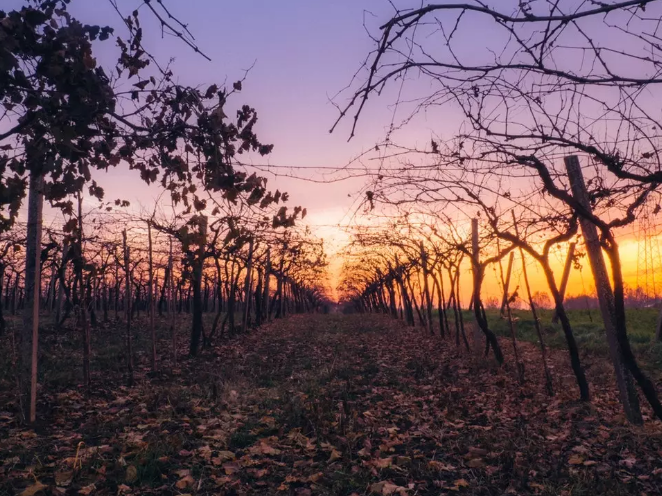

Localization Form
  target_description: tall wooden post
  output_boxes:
[499,252,514,316]
[275,256,285,319]
[168,238,176,361]
[114,246,120,321]
[262,248,271,323]
[242,239,254,331]
[47,261,57,314]
[420,241,434,334]
[189,216,207,356]
[123,230,134,385]
[102,250,108,322]
[471,218,483,355]
[148,221,156,371]
[55,240,69,325]
[551,242,576,323]
[78,193,90,388]
[20,173,43,423]
[565,155,642,423]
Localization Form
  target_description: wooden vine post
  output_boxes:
[20,172,44,423]
[148,220,156,371]
[499,252,514,317]
[470,218,483,356]
[123,230,134,386]
[169,237,177,361]
[55,240,69,325]
[242,239,254,331]
[420,241,434,334]
[565,155,642,424]
[262,248,271,323]
[78,194,90,388]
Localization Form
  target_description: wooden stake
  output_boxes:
[499,252,514,316]
[123,230,134,385]
[471,218,483,356]
[148,220,156,371]
[169,238,176,361]
[55,240,69,325]
[565,155,641,423]
[263,248,271,323]
[78,194,90,388]
[420,241,434,334]
[21,172,43,423]
[242,239,254,331]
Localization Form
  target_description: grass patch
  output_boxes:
[446,307,662,370]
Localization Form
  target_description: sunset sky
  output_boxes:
[60,1,406,233]
[8,0,661,302]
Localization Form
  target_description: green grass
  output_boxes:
[453,307,662,369]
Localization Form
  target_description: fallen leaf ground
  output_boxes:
[1,314,662,495]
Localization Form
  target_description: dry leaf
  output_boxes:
[126,465,139,483]
[78,483,96,495]
[451,479,469,491]
[429,460,456,471]
[329,448,342,462]
[55,471,73,487]
[19,483,47,496]
[370,481,408,495]
[374,457,393,468]
[223,462,241,475]
[175,475,195,489]
[212,450,235,465]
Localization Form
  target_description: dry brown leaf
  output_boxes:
[250,441,281,456]
[429,460,456,471]
[55,470,73,487]
[175,475,195,489]
[223,462,241,475]
[211,450,235,465]
[18,483,47,496]
[451,479,470,491]
[370,481,408,495]
[329,448,342,462]
[78,483,95,495]
[125,465,138,483]
[308,472,323,483]
[374,456,393,468]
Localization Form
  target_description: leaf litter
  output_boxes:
[1,313,661,495]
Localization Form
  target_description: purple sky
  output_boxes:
[62,1,418,234]
[6,0,658,296]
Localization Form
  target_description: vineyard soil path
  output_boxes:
[3,314,662,495]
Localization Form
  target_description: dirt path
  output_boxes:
[2,314,662,495]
